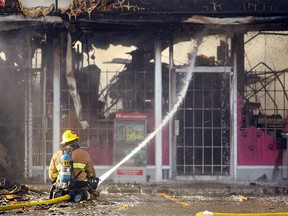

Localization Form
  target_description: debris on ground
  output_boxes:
[0,179,118,215]
[0,181,287,215]
[231,195,249,202]
[0,179,46,206]
[256,174,268,182]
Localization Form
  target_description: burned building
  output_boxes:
[0,0,288,183]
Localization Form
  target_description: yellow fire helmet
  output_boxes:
[61,130,79,144]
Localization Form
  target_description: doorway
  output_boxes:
[176,71,231,176]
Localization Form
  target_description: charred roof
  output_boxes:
[0,0,288,32]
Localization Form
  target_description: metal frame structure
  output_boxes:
[175,66,233,176]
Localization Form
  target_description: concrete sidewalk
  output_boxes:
[100,180,288,196]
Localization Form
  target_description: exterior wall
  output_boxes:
[236,32,288,183]
[237,166,285,182]
[1,1,288,184]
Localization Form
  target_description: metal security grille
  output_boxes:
[25,47,47,178]
[243,32,288,139]
[59,68,156,146]
[176,71,231,175]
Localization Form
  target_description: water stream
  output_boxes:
[98,38,202,185]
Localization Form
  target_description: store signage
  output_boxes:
[115,113,147,119]
[117,169,144,176]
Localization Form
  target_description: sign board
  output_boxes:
[114,113,147,183]
[114,167,146,183]
[117,169,144,176]
[115,121,145,142]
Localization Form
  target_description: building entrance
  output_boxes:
[176,71,231,176]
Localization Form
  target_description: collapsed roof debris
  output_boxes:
[59,0,144,20]
[0,178,43,201]
[17,0,144,20]
[183,15,255,25]
[18,2,55,19]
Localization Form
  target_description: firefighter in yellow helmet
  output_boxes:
[48,130,98,202]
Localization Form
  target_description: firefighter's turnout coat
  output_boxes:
[49,147,96,182]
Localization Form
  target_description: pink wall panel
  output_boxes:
[237,93,279,165]
[238,126,278,165]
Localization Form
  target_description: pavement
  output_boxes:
[99,179,288,197]
[1,179,287,215]
[24,178,288,198]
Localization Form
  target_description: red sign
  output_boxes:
[115,113,148,120]
[0,0,5,7]
[117,169,144,176]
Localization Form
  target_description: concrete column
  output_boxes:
[155,39,163,181]
[53,33,61,153]
[232,34,240,180]
[169,39,177,179]
[27,72,33,177]
[42,62,47,182]
[25,35,33,177]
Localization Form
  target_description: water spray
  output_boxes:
[98,38,202,186]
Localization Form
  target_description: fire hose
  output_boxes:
[196,211,288,216]
[0,194,70,211]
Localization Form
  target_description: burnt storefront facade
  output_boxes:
[0,0,288,183]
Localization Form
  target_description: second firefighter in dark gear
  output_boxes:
[48,130,99,202]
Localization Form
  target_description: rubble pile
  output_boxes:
[0,179,119,215]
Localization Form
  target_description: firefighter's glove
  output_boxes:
[88,176,99,189]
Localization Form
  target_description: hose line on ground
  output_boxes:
[196,211,288,216]
[0,194,71,211]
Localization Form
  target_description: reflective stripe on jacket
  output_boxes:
[48,147,96,182]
